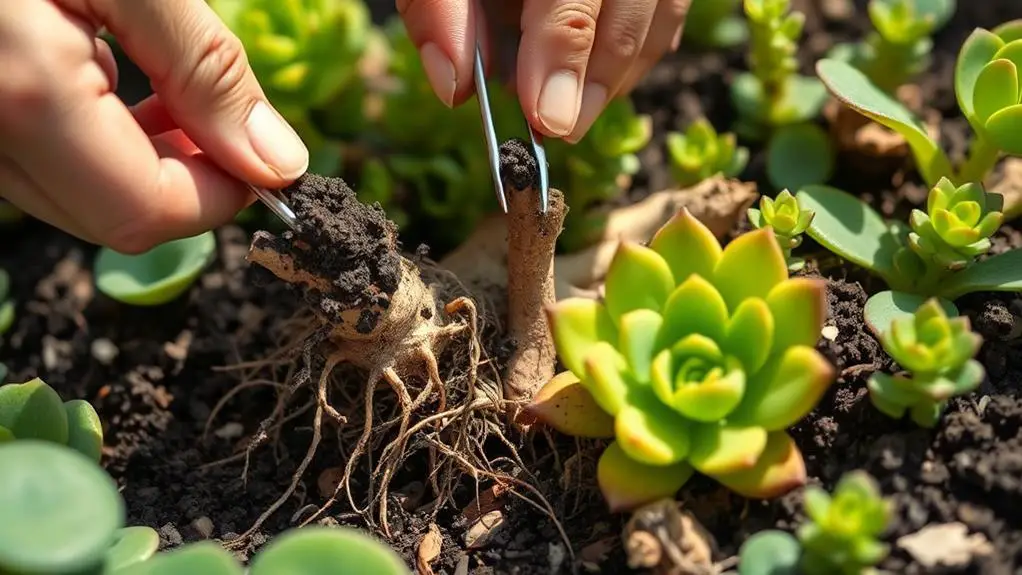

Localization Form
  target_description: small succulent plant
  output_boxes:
[906,179,1003,270]
[0,377,103,462]
[817,19,1022,188]
[868,298,984,427]
[94,231,217,306]
[830,0,956,93]
[0,268,13,336]
[666,118,749,188]
[738,471,890,575]
[527,209,835,510]
[747,190,815,271]
[684,0,749,48]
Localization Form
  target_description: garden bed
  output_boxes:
[3,0,1022,573]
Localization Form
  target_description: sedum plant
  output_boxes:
[831,0,956,94]
[738,471,890,575]
[732,0,828,140]
[747,190,814,272]
[665,118,749,188]
[94,231,217,306]
[0,377,103,462]
[868,298,984,427]
[0,267,13,336]
[684,0,749,48]
[527,209,835,511]
[817,19,1022,189]
[796,178,1022,333]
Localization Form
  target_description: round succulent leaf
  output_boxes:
[866,373,916,419]
[727,346,835,431]
[713,228,788,313]
[863,291,958,338]
[955,28,1005,127]
[0,441,123,573]
[710,430,807,498]
[747,207,767,229]
[993,40,1022,77]
[737,530,802,575]
[972,59,1020,124]
[618,309,665,383]
[604,243,676,323]
[984,104,1022,155]
[0,378,69,444]
[817,59,952,185]
[658,274,729,348]
[766,123,835,192]
[724,298,775,375]
[975,210,1004,239]
[95,231,217,306]
[994,19,1022,42]
[596,442,694,513]
[687,424,767,476]
[774,75,829,125]
[765,278,827,355]
[114,541,243,575]
[103,526,161,572]
[249,526,410,575]
[909,400,945,427]
[546,298,618,380]
[524,371,615,438]
[583,343,632,416]
[925,359,985,401]
[614,397,692,466]
[649,209,723,286]
[63,399,104,462]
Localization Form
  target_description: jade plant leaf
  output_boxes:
[863,290,959,337]
[797,186,907,288]
[737,530,801,575]
[766,123,835,192]
[0,378,70,445]
[103,526,161,572]
[114,542,243,575]
[817,58,952,186]
[0,440,123,574]
[938,244,1022,299]
[64,398,105,463]
[248,527,410,575]
[95,231,217,306]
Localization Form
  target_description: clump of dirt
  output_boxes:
[499,139,539,193]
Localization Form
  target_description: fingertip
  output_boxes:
[565,82,608,143]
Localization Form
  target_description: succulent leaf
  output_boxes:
[797,471,890,573]
[728,346,835,431]
[658,275,729,348]
[614,398,693,465]
[597,442,695,512]
[724,298,775,374]
[618,309,664,383]
[738,530,802,575]
[604,243,676,322]
[714,228,788,311]
[0,378,69,445]
[546,298,618,379]
[649,209,723,285]
[711,431,808,498]
[524,372,616,438]
[688,424,768,475]
[765,278,828,355]
[583,343,632,416]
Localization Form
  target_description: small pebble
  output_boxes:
[191,516,214,539]
[821,325,839,341]
[90,338,119,365]
[214,422,244,440]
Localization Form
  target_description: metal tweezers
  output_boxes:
[248,40,550,230]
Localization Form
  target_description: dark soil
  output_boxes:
[3,1,1022,574]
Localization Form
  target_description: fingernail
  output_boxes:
[671,28,683,51]
[246,100,309,179]
[566,83,608,143]
[539,70,581,136]
[420,42,456,108]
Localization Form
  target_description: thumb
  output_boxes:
[66,0,309,186]
[397,0,482,108]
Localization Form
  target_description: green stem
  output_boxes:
[956,135,1001,185]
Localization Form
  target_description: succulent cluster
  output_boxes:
[747,190,815,271]
[902,178,1003,273]
[738,471,890,575]
[0,378,103,462]
[0,268,13,336]
[666,118,749,188]
[868,299,984,427]
[528,209,835,510]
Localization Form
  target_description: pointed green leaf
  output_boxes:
[523,371,616,438]
[688,424,768,475]
[714,228,788,312]
[765,278,827,356]
[863,291,958,338]
[817,59,952,186]
[724,298,774,374]
[582,343,631,416]
[728,346,835,431]
[618,309,664,383]
[614,396,692,466]
[597,442,694,513]
[938,248,1022,299]
[658,275,729,347]
[546,298,617,379]
[0,378,69,445]
[711,431,808,498]
[63,399,103,463]
[604,243,675,323]
[649,208,723,285]
[973,59,1020,124]
[985,104,1022,155]
[797,186,905,286]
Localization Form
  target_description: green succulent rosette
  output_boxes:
[666,118,749,188]
[906,178,1003,270]
[798,471,891,574]
[956,20,1022,155]
[528,209,835,510]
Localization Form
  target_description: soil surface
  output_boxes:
[3,1,1022,574]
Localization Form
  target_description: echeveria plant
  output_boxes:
[0,377,103,462]
[817,19,1022,188]
[528,209,835,510]
[94,231,217,306]
[666,118,749,188]
[738,471,890,575]
[830,0,956,93]
[0,268,13,336]
[797,180,1022,333]
[684,0,749,48]
[868,298,984,427]
[747,190,815,271]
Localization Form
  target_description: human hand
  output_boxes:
[397,0,689,143]
[0,0,309,253]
